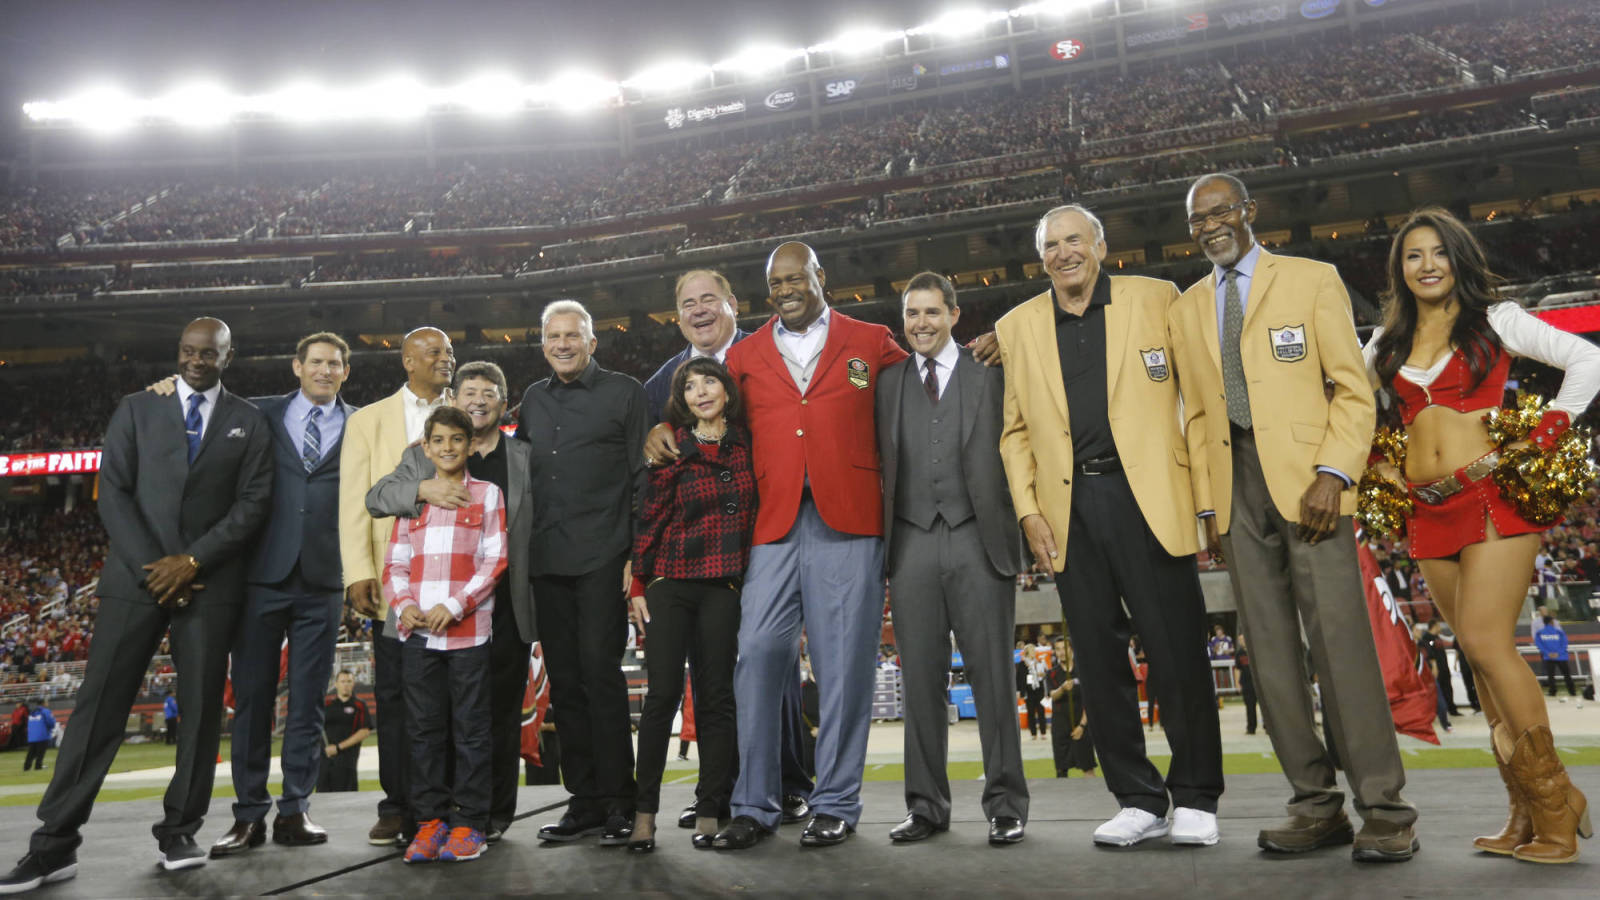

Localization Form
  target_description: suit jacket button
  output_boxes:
[724,502,738,514]
[801,399,808,405]
[719,471,732,482]
[796,428,804,436]
[1222,440,1229,447]
[1062,478,1070,485]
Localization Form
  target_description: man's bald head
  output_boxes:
[765,242,827,332]
[177,317,234,392]
[401,326,455,398]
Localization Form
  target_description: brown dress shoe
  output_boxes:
[209,820,266,858]
[1353,819,1418,862]
[1474,720,1533,856]
[1257,810,1354,853]
[1507,724,1593,864]
[368,813,406,846]
[274,812,330,846]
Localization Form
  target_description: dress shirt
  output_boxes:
[283,390,345,466]
[467,436,512,613]
[383,474,507,651]
[519,359,649,577]
[774,306,832,370]
[914,337,961,401]
[400,385,448,444]
[1054,274,1117,462]
[173,378,223,442]
[690,331,737,363]
[1212,241,1262,340]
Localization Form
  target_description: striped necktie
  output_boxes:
[1221,268,1252,430]
[302,406,323,472]
[185,393,205,464]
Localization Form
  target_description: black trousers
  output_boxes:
[488,600,531,833]
[24,740,48,771]
[318,750,361,792]
[1459,652,1481,712]
[1024,687,1046,737]
[1055,470,1224,816]
[533,552,636,818]
[1434,653,1460,713]
[163,718,177,745]
[32,595,236,859]
[1544,658,1577,696]
[634,578,740,816]
[1239,666,1259,733]
[372,621,410,821]
[403,636,492,831]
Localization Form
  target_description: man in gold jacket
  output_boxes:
[338,326,454,846]
[1167,173,1417,863]
[997,204,1223,850]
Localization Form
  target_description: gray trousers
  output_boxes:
[1220,428,1416,826]
[889,516,1028,825]
[731,499,883,830]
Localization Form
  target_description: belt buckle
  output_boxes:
[1414,484,1444,505]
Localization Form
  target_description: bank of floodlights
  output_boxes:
[21,2,1094,128]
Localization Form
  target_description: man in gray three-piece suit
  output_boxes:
[210,332,357,857]
[2,318,272,893]
[877,272,1029,846]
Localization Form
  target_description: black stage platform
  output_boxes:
[2,769,1595,897]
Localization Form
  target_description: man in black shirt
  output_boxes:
[518,300,648,846]
[365,361,536,842]
[319,671,371,793]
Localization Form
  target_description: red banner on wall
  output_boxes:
[0,450,102,478]
[1356,526,1440,745]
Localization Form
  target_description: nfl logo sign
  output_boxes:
[1269,324,1307,362]
[1140,347,1169,382]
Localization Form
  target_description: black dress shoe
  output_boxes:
[627,827,655,854]
[889,813,945,843]
[598,814,633,847]
[272,812,329,846]
[989,816,1025,845]
[538,813,605,843]
[158,835,207,871]
[677,806,697,829]
[209,820,266,858]
[800,813,853,847]
[712,815,770,850]
[781,794,811,825]
[0,852,77,892]
[691,832,717,850]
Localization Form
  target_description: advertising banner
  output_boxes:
[0,450,102,478]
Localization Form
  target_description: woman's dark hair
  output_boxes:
[1372,206,1502,422]
[665,356,742,429]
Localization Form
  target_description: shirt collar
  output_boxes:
[174,378,222,410]
[775,305,831,338]
[917,337,961,373]
[1216,241,1263,284]
[289,389,338,419]
[691,330,738,362]
[400,384,446,409]
[1051,272,1112,321]
[547,358,600,389]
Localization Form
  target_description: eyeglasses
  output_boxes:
[1187,201,1248,231]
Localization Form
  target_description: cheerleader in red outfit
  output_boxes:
[1364,207,1600,864]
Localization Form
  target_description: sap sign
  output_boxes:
[764,88,798,111]
[1300,0,1341,19]
[824,79,859,102]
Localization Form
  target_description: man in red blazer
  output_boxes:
[652,242,906,849]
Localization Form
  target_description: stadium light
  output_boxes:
[712,44,806,75]
[359,75,429,120]
[153,81,234,129]
[537,71,620,110]
[909,8,1010,37]
[247,80,340,123]
[623,60,713,93]
[810,27,905,55]
[59,86,141,132]
[450,73,527,116]
[1009,1,1080,16]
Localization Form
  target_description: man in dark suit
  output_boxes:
[642,269,814,830]
[210,332,355,857]
[365,360,534,841]
[1,318,272,892]
[878,272,1028,846]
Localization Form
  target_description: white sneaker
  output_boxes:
[1092,807,1170,847]
[1169,807,1220,846]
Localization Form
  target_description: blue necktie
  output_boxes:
[185,393,205,464]
[302,406,324,472]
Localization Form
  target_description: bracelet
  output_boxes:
[184,555,199,572]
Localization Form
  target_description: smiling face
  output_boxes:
[765,243,827,332]
[401,329,455,394]
[424,422,471,477]
[1400,225,1456,307]
[542,312,596,382]
[676,273,738,354]
[1040,211,1107,300]
[682,370,729,426]
[454,376,505,436]
[902,287,960,358]
[177,319,233,392]
[1188,178,1257,268]
[292,340,348,405]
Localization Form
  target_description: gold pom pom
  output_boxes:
[1357,468,1413,538]
[1487,393,1599,525]
[1371,426,1408,469]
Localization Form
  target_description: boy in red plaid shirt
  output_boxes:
[382,407,508,863]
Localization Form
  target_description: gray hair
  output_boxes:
[1186,173,1251,213]
[1034,204,1105,258]
[541,299,594,342]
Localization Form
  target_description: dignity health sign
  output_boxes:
[0,450,102,478]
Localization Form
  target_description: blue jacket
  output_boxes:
[247,392,355,591]
[1534,624,1569,661]
[26,707,55,743]
[643,329,751,424]
[164,695,180,719]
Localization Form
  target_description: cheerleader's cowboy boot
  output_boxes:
[1472,720,1532,855]
[1507,724,1592,863]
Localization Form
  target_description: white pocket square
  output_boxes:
[227,427,246,438]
